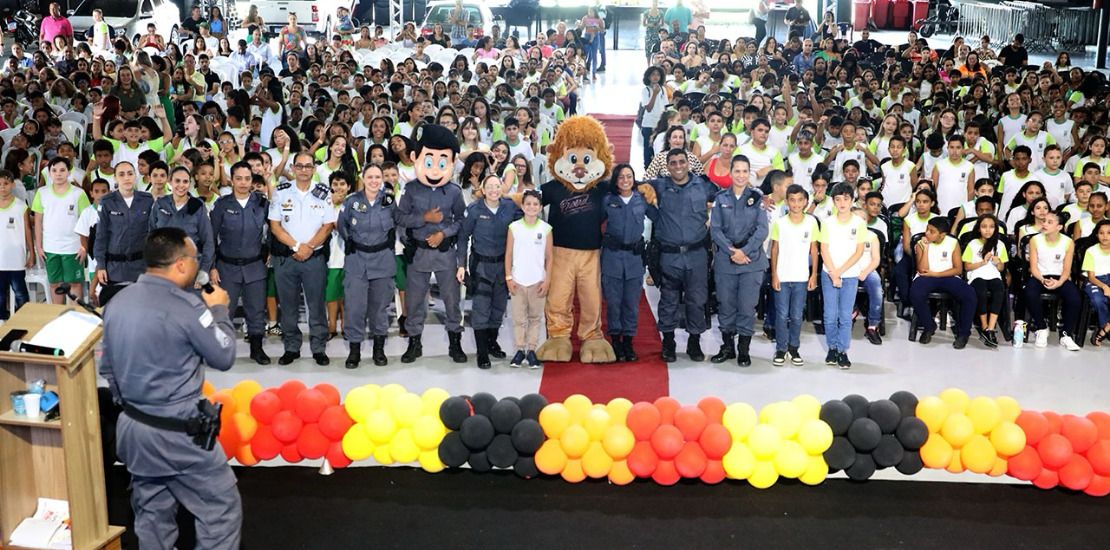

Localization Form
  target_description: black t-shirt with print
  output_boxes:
[540,179,612,250]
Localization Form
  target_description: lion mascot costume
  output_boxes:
[537,116,655,363]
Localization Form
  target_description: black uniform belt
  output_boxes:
[105,251,143,262]
[123,403,202,434]
[414,235,458,250]
[346,238,393,254]
[471,251,505,263]
[217,252,264,265]
[272,245,325,258]
[657,236,710,254]
[603,236,645,255]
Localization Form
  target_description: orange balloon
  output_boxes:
[235,444,258,466]
[989,457,1008,477]
[233,413,258,442]
[535,439,568,476]
[202,381,216,398]
[561,458,587,483]
[920,433,954,469]
[582,441,613,479]
[946,449,965,473]
[608,459,635,486]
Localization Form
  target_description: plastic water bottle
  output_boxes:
[1013,320,1026,348]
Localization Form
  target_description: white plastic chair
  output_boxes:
[425,44,444,56]
[0,127,19,144]
[61,120,85,156]
[23,267,50,304]
[59,111,88,127]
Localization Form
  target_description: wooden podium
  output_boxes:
[0,304,124,550]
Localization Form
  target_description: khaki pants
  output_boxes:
[546,247,603,341]
[511,282,546,350]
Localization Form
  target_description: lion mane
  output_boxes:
[546,116,614,191]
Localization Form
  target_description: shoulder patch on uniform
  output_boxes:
[382,194,394,207]
[186,197,205,215]
[199,309,213,328]
[275,182,292,191]
[311,184,330,200]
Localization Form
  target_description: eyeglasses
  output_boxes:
[177,254,199,263]
[294,163,315,170]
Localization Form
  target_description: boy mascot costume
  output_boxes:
[537,116,655,363]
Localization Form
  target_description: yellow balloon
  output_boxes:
[391,393,424,428]
[799,455,829,486]
[539,403,572,439]
[939,388,970,414]
[792,394,823,421]
[233,413,258,442]
[420,388,451,416]
[608,459,635,486]
[564,394,594,423]
[946,449,964,473]
[379,383,407,411]
[961,434,996,474]
[344,385,380,424]
[989,457,1008,477]
[560,424,591,458]
[766,402,802,440]
[606,398,634,426]
[798,419,834,455]
[373,444,394,465]
[389,428,421,463]
[412,415,448,450]
[916,396,949,433]
[419,449,445,473]
[584,409,612,441]
[341,427,374,461]
[995,396,1022,422]
[723,403,758,441]
[535,439,568,475]
[722,442,756,480]
[758,402,780,424]
[748,424,783,460]
[561,458,587,483]
[966,396,1002,435]
[231,380,263,412]
[582,441,613,479]
[366,409,398,444]
[602,425,636,460]
[920,433,954,469]
[941,413,974,448]
[773,440,809,479]
[748,460,779,489]
[989,421,1027,457]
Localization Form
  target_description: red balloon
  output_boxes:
[317,405,355,441]
[1086,411,1110,441]
[627,403,662,441]
[697,397,726,424]
[1084,475,1110,497]
[281,443,303,463]
[1032,468,1059,490]
[250,390,283,425]
[698,423,732,460]
[1043,411,1063,435]
[653,396,681,425]
[217,429,240,460]
[650,424,684,459]
[297,424,331,459]
[1059,455,1094,491]
[1015,411,1051,446]
[700,459,726,485]
[271,410,305,444]
[1038,433,1074,470]
[627,441,659,478]
[313,383,342,407]
[326,441,352,469]
[294,389,330,423]
[673,406,708,441]
[675,442,708,478]
[1087,440,1110,477]
[251,426,283,461]
[651,459,681,486]
[1061,415,1099,454]
[277,380,308,411]
[1007,447,1043,482]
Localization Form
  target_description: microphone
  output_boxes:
[195,271,216,294]
[54,285,102,318]
[9,340,65,357]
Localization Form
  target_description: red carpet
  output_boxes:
[539,293,669,403]
[591,114,636,165]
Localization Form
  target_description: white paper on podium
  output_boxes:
[27,310,102,357]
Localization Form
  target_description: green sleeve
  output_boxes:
[1005,136,1016,150]
[999,245,1009,263]
[76,189,91,214]
[1083,249,1095,272]
[1045,134,1056,145]
[1073,161,1086,179]
[961,242,974,262]
[148,136,165,153]
[106,137,121,152]
[998,173,1008,192]
[868,137,879,155]
[315,148,327,162]
[817,223,829,243]
[855,220,867,243]
[770,220,780,241]
[30,191,43,213]
[771,152,785,170]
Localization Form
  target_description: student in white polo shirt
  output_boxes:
[910,217,977,349]
[1082,219,1110,346]
[737,118,785,191]
[879,135,916,206]
[1025,211,1081,351]
[930,134,975,215]
[769,183,817,367]
[818,183,866,369]
[1035,145,1074,209]
[32,157,91,303]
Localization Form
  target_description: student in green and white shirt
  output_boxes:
[1081,219,1110,345]
[1062,181,1094,227]
[787,132,821,193]
[1071,136,1110,181]
[769,184,819,364]
[868,114,900,163]
[962,122,995,181]
[1046,99,1076,153]
[807,174,834,221]
[995,93,1027,150]
[1025,211,1081,350]
[0,172,32,317]
[879,136,916,206]
[32,158,90,300]
[961,214,1008,346]
[1005,112,1055,172]
[1073,192,1107,240]
[998,146,1035,215]
[1035,146,1074,209]
[818,183,868,368]
[693,112,726,164]
[738,119,786,191]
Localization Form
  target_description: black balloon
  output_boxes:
[460,415,495,451]
[490,399,523,434]
[469,451,492,473]
[896,451,924,475]
[889,391,919,418]
[872,434,905,468]
[511,419,545,455]
[438,432,470,468]
[439,396,472,431]
[820,400,854,436]
[471,392,498,417]
[868,400,902,434]
[514,456,540,479]
[487,434,519,468]
[895,417,929,450]
[843,394,870,419]
[847,418,882,452]
[845,453,876,481]
[519,393,549,421]
[824,436,856,471]
[503,396,521,406]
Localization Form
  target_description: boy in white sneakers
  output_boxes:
[32,157,90,303]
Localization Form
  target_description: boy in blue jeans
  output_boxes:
[0,170,31,319]
[855,206,884,345]
[770,184,819,366]
[818,183,867,369]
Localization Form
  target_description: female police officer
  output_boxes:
[150,166,215,279]
[602,164,648,362]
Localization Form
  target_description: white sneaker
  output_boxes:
[1034,328,1049,348]
[1060,335,1080,351]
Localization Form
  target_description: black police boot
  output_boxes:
[372,336,388,366]
[623,336,638,362]
[711,332,736,363]
[661,331,677,362]
[487,328,507,359]
[686,333,705,361]
[401,335,422,363]
[249,335,270,365]
[448,331,468,363]
[475,329,492,369]
[278,351,300,365]
[313,352,330,366]
[398,315,408,337]
[345,342,361,369]
[611,335,625,362]
[736,334,753,367]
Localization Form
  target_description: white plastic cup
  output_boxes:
[23,393,41,417]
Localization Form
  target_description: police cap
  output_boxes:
[415,124,460,155]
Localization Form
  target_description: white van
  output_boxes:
[235,0,358,38]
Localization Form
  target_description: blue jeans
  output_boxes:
[641,126,655,167]
[584,34,599,75]
[821,271,859,352]
[762,270,776,331]
[774,282,807,352]
[0,270,30,320]
[860,271,883,327]
[1085,274,1110,327]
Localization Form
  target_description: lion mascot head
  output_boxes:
[547,116,614,192]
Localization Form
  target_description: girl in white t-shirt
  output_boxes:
[0,172,32,319]
[1082,220,1110,346]
[962,215,1008,347]
[505,190,552,369]
[1026,211,1081,350]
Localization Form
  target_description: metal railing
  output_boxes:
[956,1,1100,53]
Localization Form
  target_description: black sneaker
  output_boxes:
[865,327,882,345]
[772,350,786,366]
[313,352,330,366]
[918,330,934,345]
[837,352,852,370]
[788,347,804,366]
[953,335,969,349]
[763,326,776,342]
[267,323,283,337]
[509,350,526,368]
[825,349,839,365]
[278,351,300,365]
[526,351,542,369]
[814,323,826,335]
[978,328,996,348]
[985,330,999,348]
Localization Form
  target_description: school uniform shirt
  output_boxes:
[73,203,99,274]
[966,137,996,181]
[1075,217,1103,239]
[934,157,974,214]
[111,141,152,169]
[1082,245,1110,277]
[1032,233,1072,277]
[1034,168,1074,209]
[916,235,960,278]
[998,170,1034,216]
[829,147,866,184]
[868,216,888,237]
[920,152,945,183]
[852,228,880,274]
[962,238,1008,283]
[737,142,785,190]
[1061,202,1090,224]
[1070,156,1110,180]
[904,211,937,239]
[768,123,794,157]
[31,184,90,254]
[810,196,834,221]
[509,218,552,286]
[328,205,345,269]
[39,165,85,188]
[788,151,821,193]
[998,113,1028,147]
[1006,131,1055,171]
[1046,118,1075,152]
[880,158,914,205]
[868,135,893,163]
[770,214,819,282]
[818,214,868,278]
[0,197,28,270]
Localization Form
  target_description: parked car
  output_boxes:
[234,0,358,38]
[66,0,180,46]
[420,0,495,41]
